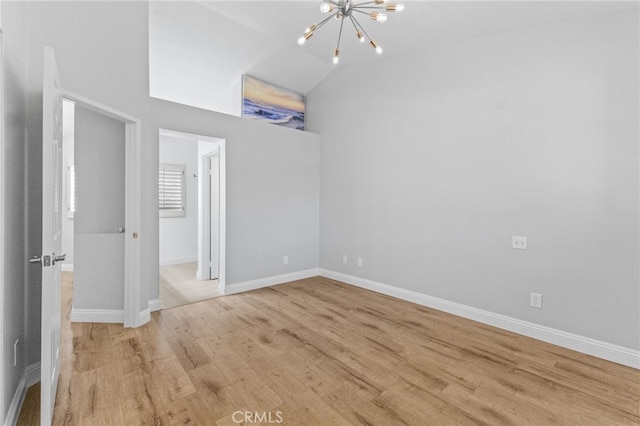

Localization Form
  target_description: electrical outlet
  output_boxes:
[13,339,18,366]
[512,236,528,250]
[342,255,348,264]
[357,258,363,267]
[283,256,288,265]
[530,292,542,309]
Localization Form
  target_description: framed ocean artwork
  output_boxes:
[242,75,305,131]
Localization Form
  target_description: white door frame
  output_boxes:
[62,90,143,328]
[0,28,5,420]
[158,128,226,294]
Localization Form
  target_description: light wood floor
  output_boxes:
[160,262,220,309]
[18,273,640,425]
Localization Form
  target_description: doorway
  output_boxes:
[158,129,226,309]
[60,100,128,322]
[61,90,142,327]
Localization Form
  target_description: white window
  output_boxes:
[159,163,186,218]
[67,164,76,218]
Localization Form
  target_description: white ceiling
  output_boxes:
[149,1,638,115]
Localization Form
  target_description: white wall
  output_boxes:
[1,2,29,422]
[148,1,332,116]
[20,1,320,316]
[159,134,199,265]
[308,10,639,351]
[149,99,320,293]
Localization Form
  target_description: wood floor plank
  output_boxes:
[148,356,198,405]
[439,383,522,425]
[382,380,485,425]
[473,379,569,424]
[16,275,640,425]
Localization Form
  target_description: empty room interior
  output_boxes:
[1,1,639,425]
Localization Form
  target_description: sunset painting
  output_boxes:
[242,75,305,131]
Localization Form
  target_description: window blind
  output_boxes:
[159,164,186,217]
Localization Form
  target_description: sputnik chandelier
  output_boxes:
[297,0,405,65]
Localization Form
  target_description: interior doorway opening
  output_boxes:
[60,88,142,328]
[60,100,75,274]
[158,128,226,309]
[60,98,131,324]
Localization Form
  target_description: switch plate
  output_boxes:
[512,236,528,250]
[342,255,348,264]
[357,258,363,267]
[283,256,288,265]
[530,293,542,309]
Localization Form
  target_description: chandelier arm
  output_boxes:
[315,11,340,31]
[347,14,361,35]
[350,15,374,41]
[351,9,375,17]
[352,1,378,6]
[353,6,387,10]
[336,14,345,50]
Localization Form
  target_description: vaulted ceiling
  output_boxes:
[149,1,638,115]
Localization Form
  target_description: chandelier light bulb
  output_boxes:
[370,12,388,22]
[356,31,365,43]
[375,0,388,4]
[370,40,383,54]
[333,48,340,65]
[298,31,314,45]
[386,4,404,12]
[320,3,334,13]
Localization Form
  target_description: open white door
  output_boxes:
[32,46,64,425]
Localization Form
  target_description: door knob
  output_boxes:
[29,255,51,267]
[52,253,66,265]
[29,254,64,266]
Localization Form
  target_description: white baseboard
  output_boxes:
[25,362,40,388]
[149,298,162,312]
[70,306,124,323]
[70,304,160,326]
[138,308,150,326]
[320,269,640,370]
[159,257,197,267]
[4,362,40,426]
[224,268,320,295]
[4,375,27,426]
[61,263,73,272]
